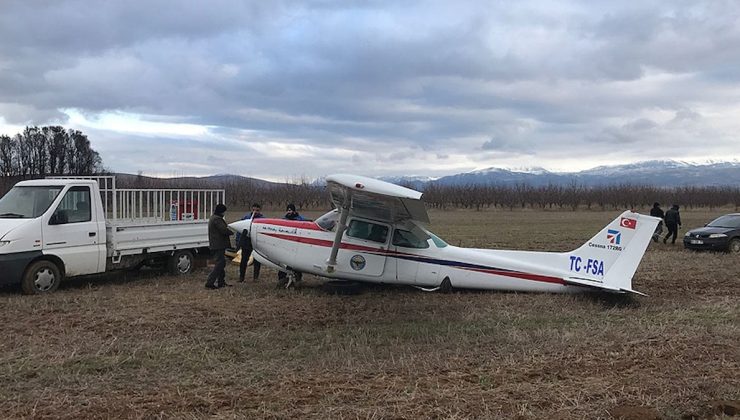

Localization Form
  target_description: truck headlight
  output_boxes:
[708,233,727,238]
[0,241,9,247]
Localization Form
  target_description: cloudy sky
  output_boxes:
[1,1,739,180]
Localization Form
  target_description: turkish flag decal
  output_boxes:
[620,217,637,229]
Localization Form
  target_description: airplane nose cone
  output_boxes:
[229,219,251,234]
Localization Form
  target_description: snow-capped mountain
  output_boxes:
[430,160,740,188]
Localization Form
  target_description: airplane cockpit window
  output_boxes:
[315,209,338,231]
[392,228,430,249]
[346,219,389,244]
[427,231,449,248]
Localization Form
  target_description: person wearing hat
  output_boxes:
[206,203,233,289]
[663,204,682,244]
[650,202,665,242]
[277,203,305,285]
[284,203,305,221]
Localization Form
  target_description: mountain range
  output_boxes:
[380,160,740,188]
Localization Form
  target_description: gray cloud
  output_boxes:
[1,0,739,178]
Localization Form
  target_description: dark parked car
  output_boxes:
[683,213,740,253]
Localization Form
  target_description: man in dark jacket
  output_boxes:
[206,203,233,289]
[650,202,665,242]
[284,203,305,221]
[277,203,304,285]
[237,203,264,282]
[663,204,681,244]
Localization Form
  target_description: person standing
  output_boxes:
[284,203,305,221]
[237,203,264,282]
[650,202,665,243]
[206,203,233,289]
[663,204,682,244]
[277,203,305,285]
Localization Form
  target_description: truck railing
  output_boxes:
[47,176,226,223]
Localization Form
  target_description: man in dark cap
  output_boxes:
[277,203,305,285]
[284,203,305,221]
[650,202,665,242]
[663,204,682,244]
[206,203,233,289]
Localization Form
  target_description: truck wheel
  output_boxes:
[168,250,194,275]
[22,260,62,295]
[729,238,740,254]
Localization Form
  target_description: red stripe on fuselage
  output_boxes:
[261,233,386,253]
[252,218,323,231]
[260,232,565,286]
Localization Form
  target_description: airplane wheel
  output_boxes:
[323,280,362,295]
[439,277,453,293]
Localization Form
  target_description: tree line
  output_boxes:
[132,177,740,212]
[0,125,737,211]
[0,126,103,178]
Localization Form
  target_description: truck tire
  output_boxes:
[168,250,194,275]
[22,260,62,295]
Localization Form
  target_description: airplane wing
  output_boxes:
[326,174,429,224]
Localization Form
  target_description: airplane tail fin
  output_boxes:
[564,210,660,295]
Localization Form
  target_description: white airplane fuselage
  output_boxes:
[242,216,587,293]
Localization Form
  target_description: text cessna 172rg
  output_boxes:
[229,174,660,295]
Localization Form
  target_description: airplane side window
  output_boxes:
[346,220,388,243]
[392,229,430,249]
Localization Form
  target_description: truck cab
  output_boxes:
[0,179,106,293]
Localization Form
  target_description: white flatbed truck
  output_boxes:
[0,176,225,294]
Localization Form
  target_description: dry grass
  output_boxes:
[1,208,738,419]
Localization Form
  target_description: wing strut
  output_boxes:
[326,192,351,273]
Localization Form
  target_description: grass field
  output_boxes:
[1,209,738,419]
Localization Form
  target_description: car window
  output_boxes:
[51,186,91,224]
[346,219,388,243]
[392,229,430,249]
[708,215,740,229]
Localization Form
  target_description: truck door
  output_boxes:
[43,185,104,276]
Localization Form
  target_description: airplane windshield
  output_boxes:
[417,225,448,248]
[315,209,339,231]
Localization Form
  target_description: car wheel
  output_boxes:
[22,260,62,294]
[168,250,194,275]
[729,238,740,254]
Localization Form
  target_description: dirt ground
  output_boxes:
[1,208,738,419]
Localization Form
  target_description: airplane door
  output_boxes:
[42,186,103,276]
[392,227,440,285]
[337,219,390,278]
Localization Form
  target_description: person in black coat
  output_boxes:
[663,204,682,244]
[206,203,233,289]
[650,202,665,242]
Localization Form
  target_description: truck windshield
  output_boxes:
[0,186,63,218]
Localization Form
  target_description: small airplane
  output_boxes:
[228,174,660,295]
